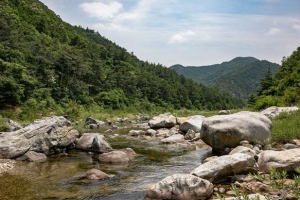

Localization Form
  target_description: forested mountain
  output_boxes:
[253,46,300,109]
[0,0,245,112]
[170,57,280,100]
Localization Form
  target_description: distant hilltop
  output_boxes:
[170,57,280,100]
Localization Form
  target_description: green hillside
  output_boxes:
[0,0,245,115]
[253,46,300,109]
[170,57,280,100]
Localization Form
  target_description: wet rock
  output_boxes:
[98,150,130,163]
[0,116,79,158]
[160,134,184,144]
[148,113,176,129]
[16,151,47,162]
[83,169,110,180]
[258,149,300,173]
[76,133,112,154]
[200,111,272,152]
[191,153,256,183]
[144,174,213,200]
[121,148,137,159]
[179,115,205,133]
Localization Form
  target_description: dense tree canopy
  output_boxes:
[0,0,245,111]
[253,46,300,109]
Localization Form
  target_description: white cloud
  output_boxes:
[293,24,300,30]
[267,27,281,35]
[93,22,127,31]
[168,31,196,44]
[79,1,123,20]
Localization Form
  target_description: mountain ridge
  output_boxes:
[170,57,280,100]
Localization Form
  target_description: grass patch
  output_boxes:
[271,110,300,144]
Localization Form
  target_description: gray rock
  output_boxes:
[184,129,196,140]
[176,117,190,125]
[191,153,256,183]
[261,106,299,118]
[258,149,300,173]
[156,128,171,138]
[76,133,112,153]
[83,169,110,180]
[148,113,176,129]
[145,129,157,137]
[0,116,79,158]
[144,174,213,200]
[85,117,106,129]
[98,150,130,163]
[229,146,258,159]
[128,130,146,137]
[16,151,47,162]
[160,134,184,144]
[200,111,272,152]
[179,115,205,133]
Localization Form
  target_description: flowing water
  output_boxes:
[0,128,211,200]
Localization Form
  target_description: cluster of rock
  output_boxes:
[130,108,300,200]
[0,116,137,180]
[1,106,300,199]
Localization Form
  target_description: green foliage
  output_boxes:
[171,57,280,100]
[94,89,128,109]
[271,110,300,143]
[0,116,10,132]
[254,46,300,108]
[0,0,245,113]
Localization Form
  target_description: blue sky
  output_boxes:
[40,0,300,66]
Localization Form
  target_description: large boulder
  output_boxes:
[0,116,79,159]
[179,115,205,133]
[261,106,299,118]
[144,174,213,200]
[148,113,176,129]
[191,153,256,183]
[258,149,300,173]
[76,133,112,153]
[200,111,272,152]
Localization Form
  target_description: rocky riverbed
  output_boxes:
[1,106,300,200]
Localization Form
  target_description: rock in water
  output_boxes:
[76,133,112,153]
[179,115,205,133]
[0,116,79,159]
[84,169,110,180]
[148,113,176,129]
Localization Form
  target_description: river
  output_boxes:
[0,128,211,200]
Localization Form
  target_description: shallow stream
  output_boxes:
[0,128,211,200]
